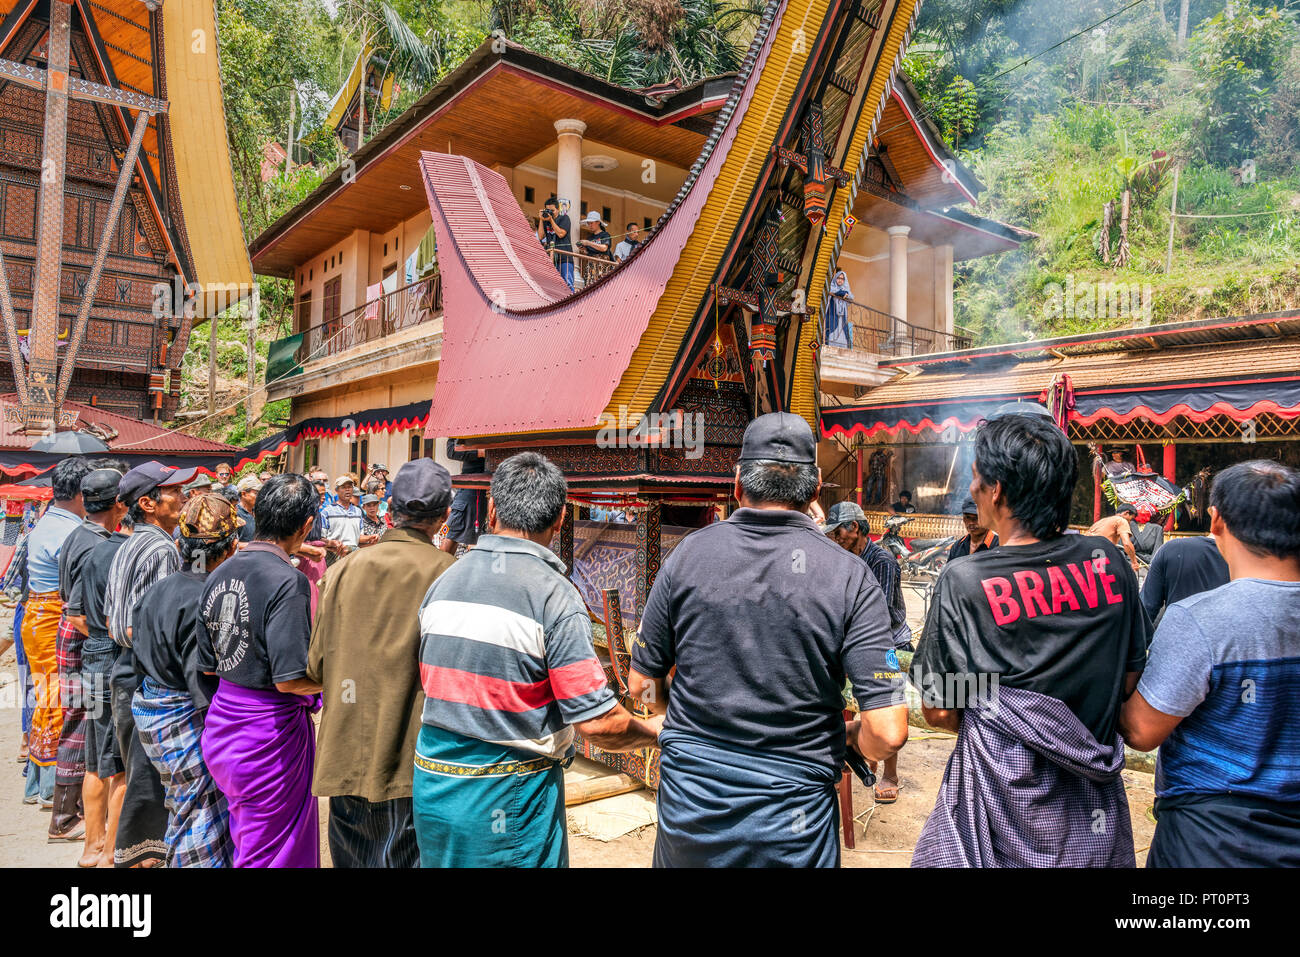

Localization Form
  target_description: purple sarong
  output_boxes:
[202,679,319,868]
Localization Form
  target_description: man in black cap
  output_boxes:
[103,461,191,866]
[948,496,998,562]
[629,412,908,867]
[308,459,456,867]
[48,469,128,851]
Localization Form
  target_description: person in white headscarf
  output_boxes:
[827,271,854,348]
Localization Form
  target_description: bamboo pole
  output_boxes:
[564,772,643,807]
[1165,167,1181,274]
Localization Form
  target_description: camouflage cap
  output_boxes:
[178,492,245,541]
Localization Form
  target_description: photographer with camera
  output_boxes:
[537,196,574,290]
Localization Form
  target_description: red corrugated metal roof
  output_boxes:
[0,396,239,454]
[420,126,732,437]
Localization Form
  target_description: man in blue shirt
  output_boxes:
[20,456,92,807]
[1122,460,1300,866]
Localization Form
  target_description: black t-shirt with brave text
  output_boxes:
[913,533,1151,744]
[196,542,312,690]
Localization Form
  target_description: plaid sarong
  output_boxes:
[132,678,234,868]
[55,615,86,784]
[913,685,1135,868]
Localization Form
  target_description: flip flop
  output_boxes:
[874,782,901,804]
[48,822,86,843]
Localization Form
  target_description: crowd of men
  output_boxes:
[2,410,1296,868]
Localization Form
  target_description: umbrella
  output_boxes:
[29,431,110,454]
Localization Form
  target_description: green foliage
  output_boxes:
[936,75,978,148]
[1189,2,1297,165]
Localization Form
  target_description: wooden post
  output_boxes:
[560,503,574,577]
[245,287,259,434]
[25,0,73,432]
[855,444,863,507]
[1163,442,1177,531]
[635,502,662,620]
[1165,167,1180,275]
[208,311,218,415]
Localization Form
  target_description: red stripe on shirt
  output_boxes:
[420,663,557,713]
[547,657,609,702]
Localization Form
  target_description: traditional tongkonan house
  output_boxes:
[820,310,1300,538]
[251,16,1025,489]
[0,0,250,465]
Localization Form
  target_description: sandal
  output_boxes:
[874,781,901,804]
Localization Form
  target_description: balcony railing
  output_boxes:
[295,273,443,366]
[825,300,972,357]
[549,248,619,291]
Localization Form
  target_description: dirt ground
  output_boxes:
[0,594,1157,868]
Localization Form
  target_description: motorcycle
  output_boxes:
[879,514,953,576]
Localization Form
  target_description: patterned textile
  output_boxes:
[54,616,85,784]
[327,795,419,868]
[568,521,689,626]
[112,670,169,867]
[912,685,1135,868]
[202,680,320,868]
[132,678,234,868]
[653,729,840,868]
[22,592,63,765]
[412,723,567,868]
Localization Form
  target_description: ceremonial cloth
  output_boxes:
[653,729,840,868]
[412,723,566,868]
[912,685,1134,867]
[22,592,63,764]
[133,678,234,868]
[54,615,85,784]
[202,679,319,868]
[1148,793,1300,868]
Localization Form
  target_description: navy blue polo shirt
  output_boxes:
[632,507,902,772]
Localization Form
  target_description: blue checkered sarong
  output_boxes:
[132,678,234,867]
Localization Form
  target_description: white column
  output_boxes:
[887,226,911,343]
[934,243,954,340]
[887,226,910,323]
[553,118,587,218]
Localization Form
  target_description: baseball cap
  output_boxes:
[183,473,213,493]
[960,496,978,515]
[236,475,263,494]
[360,493,380,506]
[117,463,197,505]
[334,473,357,489]
[390,459,452,517]
[738,412,816,464]
[178,493,245,541]
[81,468,122,507]
[822,500,868,534]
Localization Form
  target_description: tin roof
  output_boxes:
[0,396,239,454]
